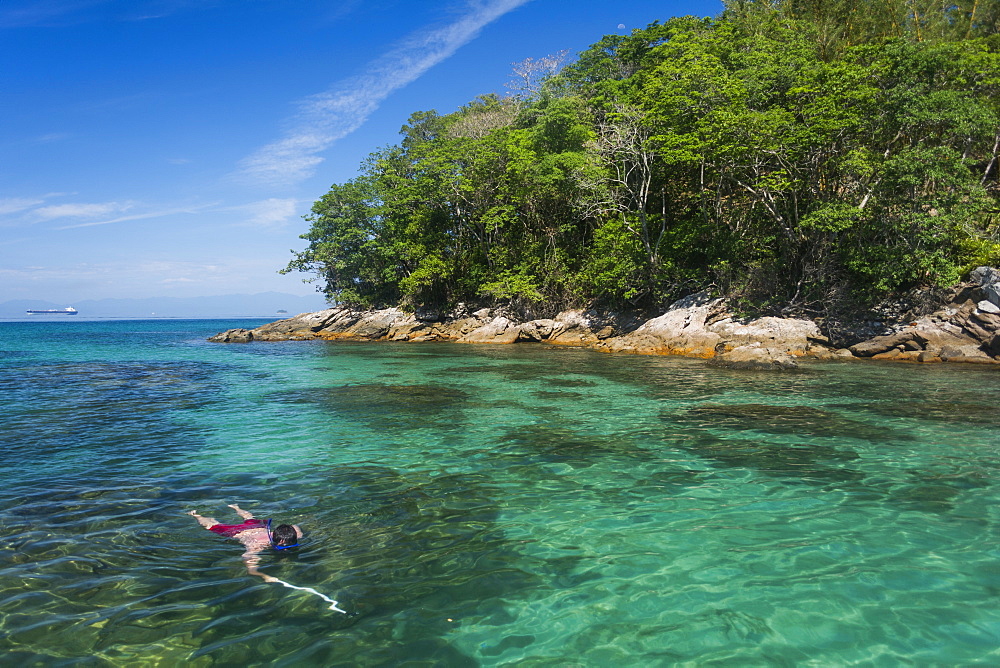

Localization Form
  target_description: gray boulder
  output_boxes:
[518,319,556,342]
[978,300,1000,315]
[336,308,411,339]
[602,291,820,358]
[707,345,799,370]
[602,293,726,357]
[710,315,824,352]
[458,316,521,344]
[547,311,601,345]
[251,307,352,340]
[848,304,998,362]
[970,266,1000,307]
[207,328,254,343]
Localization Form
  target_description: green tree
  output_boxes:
[286,6,1000,318]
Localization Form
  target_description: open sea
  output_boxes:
[1,318,998,666]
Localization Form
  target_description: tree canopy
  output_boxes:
[285,0,1000,319]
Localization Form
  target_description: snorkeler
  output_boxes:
[187,503,302,583]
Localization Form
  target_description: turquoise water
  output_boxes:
[1,319,998,666]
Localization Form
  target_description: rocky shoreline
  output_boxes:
[211,267,1000,369]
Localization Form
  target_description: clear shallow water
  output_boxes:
[1,319,998,666]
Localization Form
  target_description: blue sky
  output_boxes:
[1,0,722,302]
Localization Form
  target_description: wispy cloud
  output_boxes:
[0,0,220,28]
[29,132,71,144]
[0,197,45,216]
[0,193,75,226]
[35,201,133,221]
[123,1,218,22]
[232,198,301,229]
[0,0,107,28]
[237,0,533,187]
[0,193,216,232]
[53,204,212,230]
[0,258,229,292]
[0,194,115,226]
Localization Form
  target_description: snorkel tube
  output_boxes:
[266,518,300,550]
[261,519,343,612]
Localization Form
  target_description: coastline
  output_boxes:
[209,267,1000,370]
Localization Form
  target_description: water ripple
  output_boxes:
[0,325,997,665]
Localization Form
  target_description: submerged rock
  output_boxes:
[673,403,894,442]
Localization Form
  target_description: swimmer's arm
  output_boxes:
[228,503,255,520]
[187,510,218,530]
[243,551,278,583]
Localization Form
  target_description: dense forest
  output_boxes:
[284,0,1000,320]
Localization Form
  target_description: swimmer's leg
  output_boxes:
[227,503,255,520]
[187,510,219,530]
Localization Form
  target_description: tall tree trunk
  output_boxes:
[983,131,1000,187]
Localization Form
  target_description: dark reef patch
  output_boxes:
[544,377,598,388]
[845,399,1000,428]
[661,428,863,486]
[532,390,586,400]
[491,423,655,470]
[669,403,904,442]
[276,383,471,430]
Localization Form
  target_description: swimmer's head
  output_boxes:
[271,523,298,548]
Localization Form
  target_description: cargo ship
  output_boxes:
[26,307,78,315]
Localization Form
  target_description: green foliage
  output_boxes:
[576,217,647,302]
[286,6,1000,316]
[480,270,546,303]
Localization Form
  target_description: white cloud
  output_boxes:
[35,201,132,220]
[235,197,301,229]
[30,132,71,144]
[237,0,532,187]
[53,204,214,230]
[0,196,209,231]
[0,197,44,215]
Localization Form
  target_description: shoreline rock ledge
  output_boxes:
[209,267,1000,367]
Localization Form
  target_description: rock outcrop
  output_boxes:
[707,344,800,370]
[600,291,825,359]
[970,266,1000,308]
[847,303,1000,363]
[209,267,1000,366]
[208,327,255,343]
[845,267,1000,364]
[458,316,522,344]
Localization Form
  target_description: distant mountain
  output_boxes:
[1,292,331,318]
